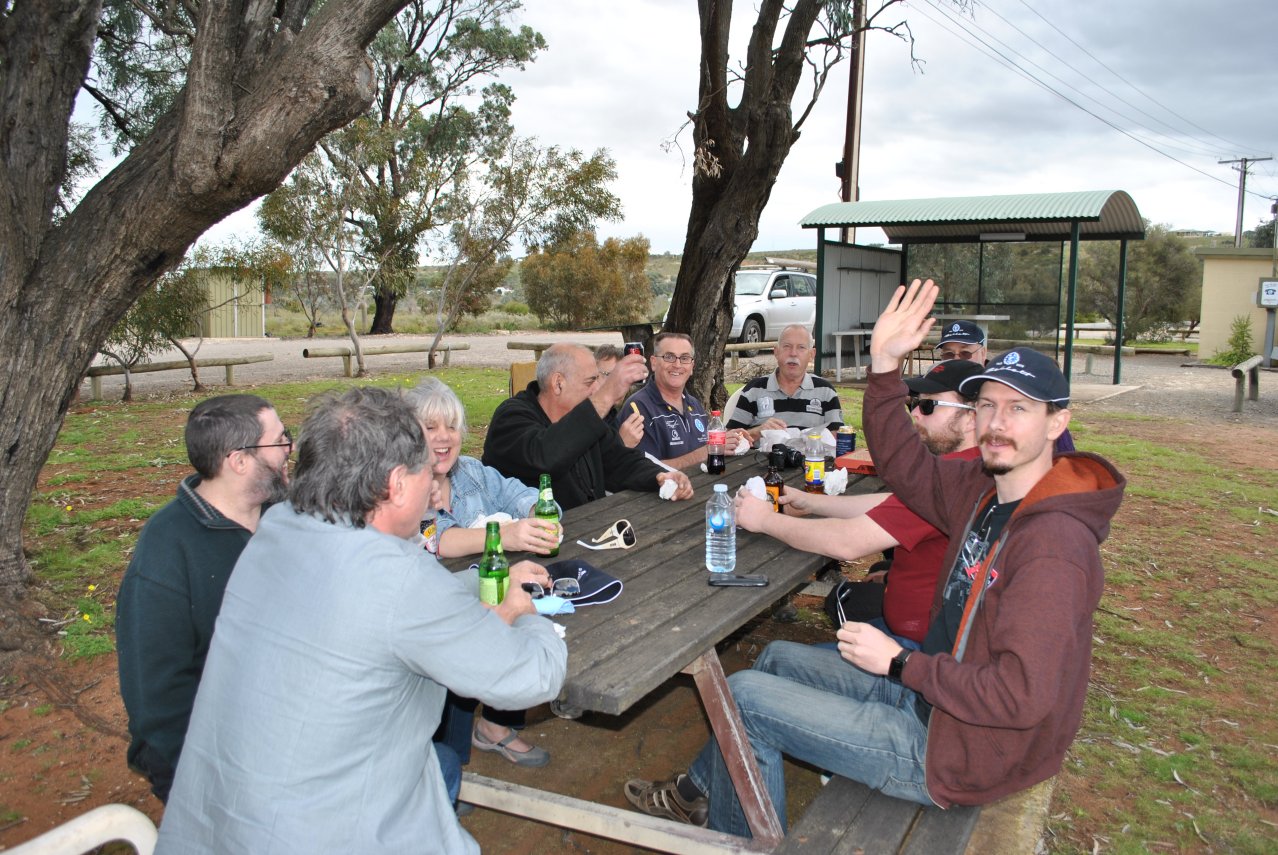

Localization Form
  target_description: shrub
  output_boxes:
[1209,315,1254,366]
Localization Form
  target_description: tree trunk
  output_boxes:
[168,336,207,392]
[369,289,397,334]
[0,0,413,587]
[665,0,820,410]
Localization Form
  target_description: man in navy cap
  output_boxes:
[935,320,987,364]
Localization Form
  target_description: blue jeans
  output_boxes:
[687,640,933,838]
[434,741,461,804]
[815,618,921,654]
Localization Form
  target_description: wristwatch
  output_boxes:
[888,648,912,682]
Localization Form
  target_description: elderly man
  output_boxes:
[624,280,1124,835]
[622,332,747,469]
[735,360,984,649]
[934,319,987,363]
[485,343,692,509]
[727,324,843,441]
[157,387,567,854]
[115,394,289,803]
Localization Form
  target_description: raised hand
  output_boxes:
[618,410,644,448]
[869,279,939,373]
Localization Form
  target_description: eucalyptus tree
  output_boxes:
[0,0,415,599]
[664,0,966,407]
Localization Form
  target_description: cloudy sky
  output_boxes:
[209,0,1278,254]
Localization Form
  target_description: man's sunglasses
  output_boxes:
[576,519,636,550]
[521,578,583,599]
[906,399,975,416]
[231,430,294,455]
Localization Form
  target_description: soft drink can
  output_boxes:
[836,426,857,456]
[624,341,644,356]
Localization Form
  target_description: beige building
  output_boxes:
[1194,247,1277,360]
[199,273,265,338]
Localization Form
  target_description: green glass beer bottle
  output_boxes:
[477,521,509,605]
[534,473,561,558]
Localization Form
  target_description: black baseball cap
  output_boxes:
[934,320,986,349]
[905,360,984,399]
[958,347,1070,407]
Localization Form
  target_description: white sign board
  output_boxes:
[1261,278,1278,308]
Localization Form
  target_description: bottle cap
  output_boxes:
[713,483,728,493]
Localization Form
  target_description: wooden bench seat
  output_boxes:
[777,776,979,855]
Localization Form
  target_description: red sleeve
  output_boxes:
[865,495,939,551]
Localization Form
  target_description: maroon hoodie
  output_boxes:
[863,369,1125,808]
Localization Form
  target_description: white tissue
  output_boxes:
[551,622,566,638]
[468,511,514,528]
[742,476,768,501]
[757,428,793,451]
[658,479,678,500]
[823,467,849,496]
[732,436,751,456]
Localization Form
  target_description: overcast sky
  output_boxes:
[207,0,1278,254]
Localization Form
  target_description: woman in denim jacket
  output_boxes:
[406,377,560,770]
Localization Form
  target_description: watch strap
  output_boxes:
[889,648,911,682]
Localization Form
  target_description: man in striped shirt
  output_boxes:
[727,324,842,441]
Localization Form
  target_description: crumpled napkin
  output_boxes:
[732,436,751,456]
[658,478,678,500]
[756,427,837,455]
[824,467,849,495]
[550,621,566,638]
[533,596,576,616]
[742,475,768,501]
[468,511,514,528]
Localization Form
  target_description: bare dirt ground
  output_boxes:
[2,343,1275,852]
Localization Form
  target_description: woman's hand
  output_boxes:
[501,518,561,555]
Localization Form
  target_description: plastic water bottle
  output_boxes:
[803,431,825,493]
[705,483,736,573]
[706,410,726,474]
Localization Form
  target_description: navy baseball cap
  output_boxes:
[958,348,1070,407]
[905,360,984,399]
[934,320,986,349]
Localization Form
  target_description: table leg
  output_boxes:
[834,335,844,382]
[683,650,784,846]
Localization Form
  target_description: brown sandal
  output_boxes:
[623,775,708,827]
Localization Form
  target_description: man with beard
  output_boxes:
[727,324,843,440]
[735,360,983,649]
[116,394,290,803]
[624,281,1123,835]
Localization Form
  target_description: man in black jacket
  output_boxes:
[484,344,693,510]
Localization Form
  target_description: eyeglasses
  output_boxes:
[655,353,695,365]
[939,350,982,361]
[231,430,294,455]
[576,519,636,550]
[907,399,975,416]
[521,578,583,599]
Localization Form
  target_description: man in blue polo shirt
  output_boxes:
[622,332,747,469]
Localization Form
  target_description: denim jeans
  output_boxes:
[687,640,933,838]
[434,741,461,805]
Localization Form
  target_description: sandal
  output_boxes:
[471,726,550,767]
[623,775,708,827]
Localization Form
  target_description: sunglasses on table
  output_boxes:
[576,519,636,551]
[906,399,975,416]
[521,578,582,599]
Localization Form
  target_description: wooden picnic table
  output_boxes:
[457,453,884,853]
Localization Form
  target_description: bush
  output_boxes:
[1209,315,1254,366]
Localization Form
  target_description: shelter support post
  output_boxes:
[1063,221,1081,381]
[1114,239,1128,384]
[814,228,826,375]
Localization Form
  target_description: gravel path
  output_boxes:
[81,333,1278,424]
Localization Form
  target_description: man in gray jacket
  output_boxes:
[157,387,567,854]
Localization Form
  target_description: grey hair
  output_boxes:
[185,394,274,480]
[289,387,429,529]
[779,324,813,346]
[403,376,468,434]
[536,343,586,388]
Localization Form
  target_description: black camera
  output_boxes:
[772,443,804,469]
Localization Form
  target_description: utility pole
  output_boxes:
[837,0,866,245]
[1219,156,1272,247]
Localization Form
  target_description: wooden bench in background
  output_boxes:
[85,354,273,401]
[301,342,469,377]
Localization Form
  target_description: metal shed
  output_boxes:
[800,189,1145,383]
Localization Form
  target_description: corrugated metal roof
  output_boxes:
[800,190,1145,243]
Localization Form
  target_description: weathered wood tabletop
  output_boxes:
[458,450,884,853]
